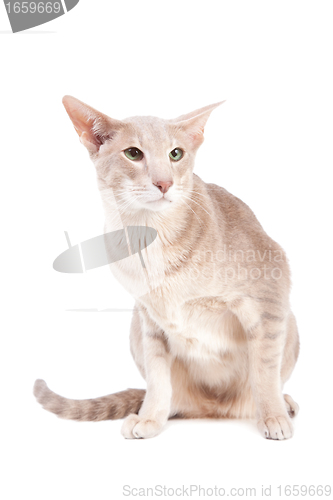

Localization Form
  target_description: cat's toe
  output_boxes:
[284,394,299,418]
[121,414,163,439]
[132,418,163,439]
[257,415,293,440]
[121,414,141,439]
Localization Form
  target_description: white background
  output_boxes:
[1,1,333,499]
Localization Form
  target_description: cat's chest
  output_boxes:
[109,236,169,297]
[110,234,245,357]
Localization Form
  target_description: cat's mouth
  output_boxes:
[146,196,171,203]
[144,195,172,210]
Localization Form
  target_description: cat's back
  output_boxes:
[194,174,279,251]
[204,179,262,231]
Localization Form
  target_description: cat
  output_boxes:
[33,96,300,440]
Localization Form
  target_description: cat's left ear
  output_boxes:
[173,101,225,147]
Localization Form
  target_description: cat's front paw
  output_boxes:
[121,414,165,439]
[257,414,294,440]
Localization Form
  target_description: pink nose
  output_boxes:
[154,181,173,194]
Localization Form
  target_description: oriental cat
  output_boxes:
[34,96,299,440]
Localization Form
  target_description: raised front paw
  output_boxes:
[257,414,294,440]
[121,414,165,439]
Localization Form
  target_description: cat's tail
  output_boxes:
[33,379,146,421]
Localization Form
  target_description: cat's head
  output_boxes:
[63,96,223,215]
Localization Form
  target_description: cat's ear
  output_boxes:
[173,101,225,147]
[62,96,123,154]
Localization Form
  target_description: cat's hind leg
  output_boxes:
[230,298,296,440]
[284,394,299,418]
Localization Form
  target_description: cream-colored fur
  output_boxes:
[34,96,299,440]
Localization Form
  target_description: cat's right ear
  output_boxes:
[62,96,123,154]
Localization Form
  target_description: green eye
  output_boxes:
[169,148,184,161]
[124,148,144,161]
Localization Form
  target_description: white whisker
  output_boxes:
[181,193,212,217]
[190,189,210,201]
[180,199,204,226]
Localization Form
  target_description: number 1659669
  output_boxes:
[5,2,61,14]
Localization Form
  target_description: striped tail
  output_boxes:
[33,379,145,421]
